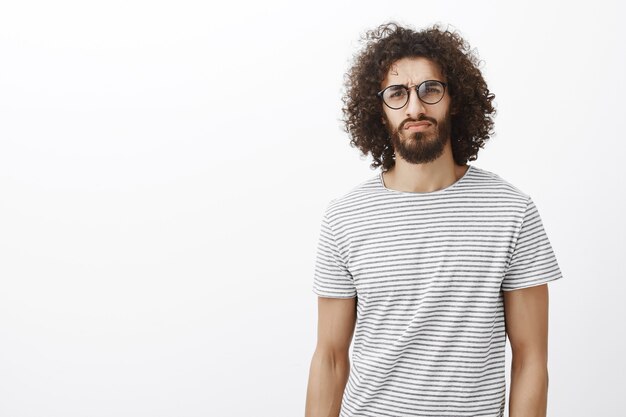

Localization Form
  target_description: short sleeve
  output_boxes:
[501,197,564,291]
[312,211,357,298]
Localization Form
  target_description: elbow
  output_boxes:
[511,351,549,386]
[510,343,548,369]
[314,346,350,368]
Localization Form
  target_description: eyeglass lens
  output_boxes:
[382,81,444,108]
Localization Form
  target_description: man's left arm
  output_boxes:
[503,283,550,417]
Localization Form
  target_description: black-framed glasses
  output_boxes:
[376,80,448,109]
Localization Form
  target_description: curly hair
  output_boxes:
[341,21,497,171]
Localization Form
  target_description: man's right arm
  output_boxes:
[305,296,357,417]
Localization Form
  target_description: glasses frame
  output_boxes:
[376,80,448,110]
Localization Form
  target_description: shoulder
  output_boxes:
[322,173,381,227]
[467,165,531,204]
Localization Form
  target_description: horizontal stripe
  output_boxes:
[312,164,563,417]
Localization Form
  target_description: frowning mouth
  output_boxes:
[405,122,431,131]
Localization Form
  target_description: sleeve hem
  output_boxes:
[312,288,357,298]
[501,275,563,292]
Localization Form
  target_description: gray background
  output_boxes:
[1,0,623,416]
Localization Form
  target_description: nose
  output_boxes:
[405,87,425,119]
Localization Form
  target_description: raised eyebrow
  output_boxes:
[380,84,403,92]
[386,80,441,89]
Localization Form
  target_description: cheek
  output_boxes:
[382,110,400,127]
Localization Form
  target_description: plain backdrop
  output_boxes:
[0,1,624,416]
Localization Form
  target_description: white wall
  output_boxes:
[0,1,623,416]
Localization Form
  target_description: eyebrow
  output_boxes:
[384,79,443,88]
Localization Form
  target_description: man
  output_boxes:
[305,22,563,417]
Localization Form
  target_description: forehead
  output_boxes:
[381,56,445,88]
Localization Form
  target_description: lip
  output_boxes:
[405,122,431,131]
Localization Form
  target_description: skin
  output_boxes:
[305,297,356,417]
[504,284,551,417]
[305,56,551,417]
[379,56,469,193]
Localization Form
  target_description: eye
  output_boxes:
[386,86,406,98]
[423,82,442,94]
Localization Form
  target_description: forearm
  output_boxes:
[305,349,350,417]
[509,358,548,417]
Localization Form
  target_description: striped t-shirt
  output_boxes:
[312,164,563,417]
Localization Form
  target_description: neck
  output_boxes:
[383,152,468,193]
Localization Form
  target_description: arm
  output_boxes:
[305,296,357,417]
[503,283,550,417]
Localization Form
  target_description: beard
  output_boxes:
[387,111,452,165]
